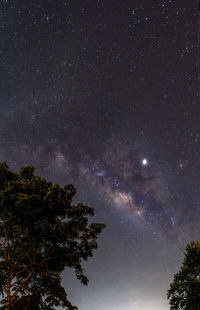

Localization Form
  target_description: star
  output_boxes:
[142,158,148,166]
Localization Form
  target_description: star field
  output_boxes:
[0,0,199,309]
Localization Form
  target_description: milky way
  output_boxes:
[0,0,199,309]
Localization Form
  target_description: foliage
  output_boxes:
[0,162,105,310]
[167,241,200,310]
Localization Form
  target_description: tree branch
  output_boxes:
[9,268,35,304]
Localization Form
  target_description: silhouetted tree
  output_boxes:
[167,241,200,310]
[0,162,105,310]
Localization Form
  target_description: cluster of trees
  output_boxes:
[0,162,105,310]
[167,241,200,310]
[0,162,199,310]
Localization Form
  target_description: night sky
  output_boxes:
[0,0,199,309]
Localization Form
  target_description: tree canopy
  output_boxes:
[167,241,200,310]
[0,162,105,310]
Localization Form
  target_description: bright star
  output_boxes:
[142,158,148,166]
